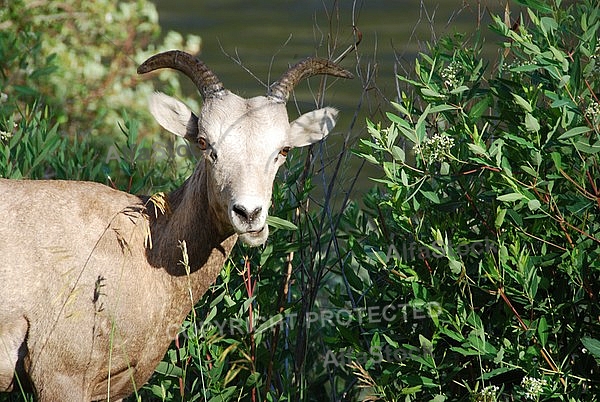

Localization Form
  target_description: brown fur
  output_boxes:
[0,161,236,400]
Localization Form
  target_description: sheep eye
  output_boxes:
[198,136,208,151]
[279,146,291,157]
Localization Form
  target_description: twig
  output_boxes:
[497,286,567,388]
[243,256,257,402]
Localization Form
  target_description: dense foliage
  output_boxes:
[0,0,202,191]
[1,0,200,139]
[1,0,599,401]
[351,0,600,400]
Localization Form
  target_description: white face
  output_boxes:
[199,94,290,246]
[148,91,339,247]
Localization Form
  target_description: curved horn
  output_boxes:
[268,57,353,102]
[137,50,225,100]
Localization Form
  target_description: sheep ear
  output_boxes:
[288,107,339,148]
[148,92,198,141]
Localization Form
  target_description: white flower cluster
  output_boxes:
[441,61,462,88]
[589,43,600,76]
[0,93,13,139]
[473,385,499,401]
[521,376,547,400]
[505,58,531,75]
[584,100,600,120]
[414,133,455,162]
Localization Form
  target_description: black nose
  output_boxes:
[233,204,262,224]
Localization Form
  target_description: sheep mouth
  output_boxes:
[238,226,268,247]
[245,226,265,236]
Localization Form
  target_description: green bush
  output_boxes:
[349,0,599,400]
[0,0,199,191]
[1,0,200,142]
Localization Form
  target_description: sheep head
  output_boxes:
[137,51,352,246]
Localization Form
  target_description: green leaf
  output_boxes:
[255,314,284,334]
[538,316,548,347]
[419,375,437,387]
[449,259,462,275]
[401,169,409,187]
[511,64,542,73]
[246,371,260,387]
[550,152,562,170]
[260,243,273,266]
[468,143,488,156]
[550,97,577,109]
[360,152,379,165]
[513,93,533,113]
[386,111,406,125]
[469,97,490,121]
[391,101,410,116]
[371,331,381,349]
[582,337,600,360]
[429,104,457,113]
[527,199,541,211]
[558,126,592,140]
[421,88,444,98]
[450,85,469,95]
[392,145,405,162]
[154,361,184,378]
[386,127,398,149]
[481,367,523,380]
[525,113,540,132]
[520,165,538,177]
[440,161,450,175]
[495,208,507,228]
[208,387,237,402]
[439,327,465,342]
[421,190,440,204]
[266,215,298,231]
[450,346,480,356]
[497,193,526,202]
[401,385,423,395]
[574,138,600,154]
[382,333,399,348]
[419,334,433,354]
[558,74,570,88]
[503,132,535,149]
[14,85,39,96]
[540,16,558,36]
[344,265,364,291]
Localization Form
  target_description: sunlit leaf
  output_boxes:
[498,192,526,202]
[513,93,533,113]
[266,215,298,231]
[558,126,592,140]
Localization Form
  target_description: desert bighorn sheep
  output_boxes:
[0,50,352,401]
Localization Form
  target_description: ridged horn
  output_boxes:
[268,57,354,102]
[137,50,225,100]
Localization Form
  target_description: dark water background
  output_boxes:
[149,0,505,202]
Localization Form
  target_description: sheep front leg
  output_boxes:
[0,317,29,392]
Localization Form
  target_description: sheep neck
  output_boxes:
[146,162,237,301]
